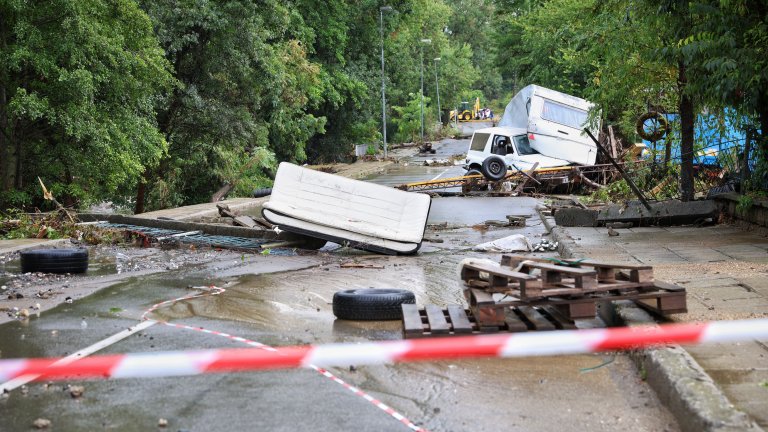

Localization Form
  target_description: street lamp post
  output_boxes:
[379,6,393,159]
[419,38,431,143]
[433,57,441,124]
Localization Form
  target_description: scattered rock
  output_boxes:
[68,385,85,398]
[532,240,558,252]
[158,418,168,427]
[32,418,51,429]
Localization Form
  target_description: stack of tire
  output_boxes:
[20,248,89,274]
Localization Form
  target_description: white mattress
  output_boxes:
[262,162,432,253]
[263,209,420,254]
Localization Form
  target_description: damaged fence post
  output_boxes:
[583,129,652,211]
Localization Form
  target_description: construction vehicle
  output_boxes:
[450,97,482,122]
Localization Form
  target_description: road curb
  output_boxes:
[540,208,763,432]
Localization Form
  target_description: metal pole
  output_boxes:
[420,44,424,143]
[379,8,390,159]
[434,58,441,124]
[584,128,652,211]
[419,38,431,143]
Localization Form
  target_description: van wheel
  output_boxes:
[481,156,507,181]
[332,288,415,320]
[466,169,482,177]
[20,248,89,274]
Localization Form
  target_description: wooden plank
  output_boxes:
[630,268,654,283]
[504,308,530,332]
[554,301,596,320]
[519,261,597,276]
[425,304,450,335]
[514,162,540,193]
[462,262,538,281]
[540,307,578,330]
[468,288,495,306]
[635,291,687,315]
[401,304,424,337]
[517,306,557,331]
[503,255,652,271]
[499,280,651,299]
[608,125,618,159]
[473,305,506,326]
[447,305,474,334]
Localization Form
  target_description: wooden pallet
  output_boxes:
[461,257,657,301]
[463,282,686,320]
[458,256,686,326]
[402,303,577,338]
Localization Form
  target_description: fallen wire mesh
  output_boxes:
[95,222,273,251]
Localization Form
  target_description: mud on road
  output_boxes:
[0,196,680,431]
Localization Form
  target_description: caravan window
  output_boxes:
[470,133,490,151]
[541,100,588,129]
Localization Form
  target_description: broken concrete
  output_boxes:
[715,193,768,228]
[554,208,598,227]
[554,199,718,227]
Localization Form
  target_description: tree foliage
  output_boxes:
[0,0,172,209]
[1,0,764,211]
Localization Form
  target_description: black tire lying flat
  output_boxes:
[252,187,273,198]
[20,248,89,274]
[481,155,507,181]
[332,288,415,320]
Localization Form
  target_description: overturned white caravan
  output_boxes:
[464,85,600,178]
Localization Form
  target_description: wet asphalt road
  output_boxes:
[0,124,680,431]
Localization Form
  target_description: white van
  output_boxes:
[464,126,573,178]
[498,84,600,165]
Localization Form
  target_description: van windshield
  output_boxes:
[514,135,539,155]
[470,133,490,151]
[541,100,588,129]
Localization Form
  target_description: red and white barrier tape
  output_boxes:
[141,286,425,431]
[3,318,767,382]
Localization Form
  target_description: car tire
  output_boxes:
[20,248,89,274]
[466,169,482,177]
[332,288,415,320]
[635,111,669,141]
[252,187,273,198]
[481,155,507,181]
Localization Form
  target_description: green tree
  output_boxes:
[137,0,325,211]
[684,1,768,159]
[0,0,172,209]
[446,0,502,100]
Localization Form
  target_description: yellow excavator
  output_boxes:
[450,97,481,122]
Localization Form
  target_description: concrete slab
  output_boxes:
[686,342,768,370]
[136,197,266,221]
[549,215,768,430]
[720,383,768,428]
[741,276,768,297]
[0,238,68,255]
[680,277,742,289]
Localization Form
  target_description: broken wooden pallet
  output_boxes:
[501,254,654,285]
[462,282,686,321]
[401,303,577,339]
[461,258,657,301]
